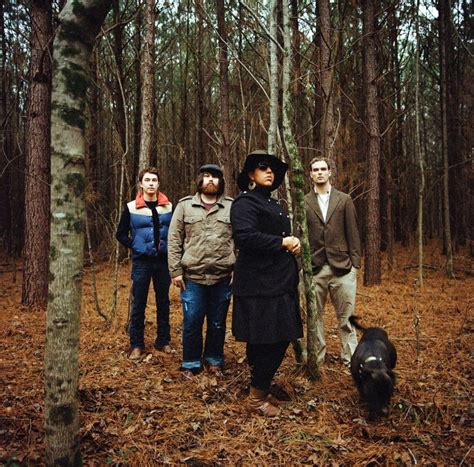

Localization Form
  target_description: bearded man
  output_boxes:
[167,164,235,377]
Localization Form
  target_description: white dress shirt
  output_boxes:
[315,186,331,222]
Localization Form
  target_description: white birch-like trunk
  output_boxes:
[45,1,112,463]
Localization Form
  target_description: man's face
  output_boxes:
[201,172,220,194]
[139,172,159,196]
[310,160,331,186]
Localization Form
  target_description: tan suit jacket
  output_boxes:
[304,188,361,275]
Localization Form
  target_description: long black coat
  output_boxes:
[230,188,298,297]
[230,188,302,343]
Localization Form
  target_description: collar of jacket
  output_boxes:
[135,191,170,209]
[190,192,226,207]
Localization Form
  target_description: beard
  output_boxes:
[201,182,219,195]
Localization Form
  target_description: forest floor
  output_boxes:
[0,242,473,465]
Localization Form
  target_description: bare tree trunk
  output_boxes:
[438,0,455,278]
[318,0,337,174]
[362,0,381,286]
[267,0,278,154]
[45,1,112,463]
[415,0,425,287]
[138,0,155,171]
[215,0,233,196]
[194,0,205,173]
[22,0,52,307]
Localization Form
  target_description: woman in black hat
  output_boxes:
[230,150,303,416]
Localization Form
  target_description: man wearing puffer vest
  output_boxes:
[116,167,173,360]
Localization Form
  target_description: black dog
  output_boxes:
[349,316,397,420]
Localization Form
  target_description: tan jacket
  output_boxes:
[304,188,361,274]
[167,193,235,285]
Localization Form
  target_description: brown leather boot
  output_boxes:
[247,386,281,417]
[266,393,285,407]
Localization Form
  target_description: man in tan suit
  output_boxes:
[304,157,361,366]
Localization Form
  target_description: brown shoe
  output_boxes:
[266,393,286,407]
[207,364,223,376]
[155,344,172,354]
[247,386,281,417]
[128,347,143,360]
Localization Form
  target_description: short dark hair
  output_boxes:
[138,167,160,182]
[197,171,225,196]
[309,157,331,170]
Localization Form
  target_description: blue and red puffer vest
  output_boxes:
[127,191,173,259]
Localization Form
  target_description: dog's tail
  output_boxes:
[349,315,367,332]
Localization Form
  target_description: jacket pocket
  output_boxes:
[184,216,202,238]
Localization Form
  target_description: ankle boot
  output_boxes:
[266,393,285,407]
[247,386,281,417]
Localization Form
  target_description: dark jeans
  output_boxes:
[180,278,231,370]
[129,256,171,349]
[246,341,290,391]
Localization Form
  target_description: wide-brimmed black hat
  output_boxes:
[236,150,288,191]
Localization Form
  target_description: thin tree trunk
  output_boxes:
[45,1,112,463]
[215,0,233,196]
[362,0,381,286]
[415,0,425,287]
[318,0,337,175]
[267,0,278,154]
[138,0,155,171]
[438,0,455,278]
[22,0,52,307]
[282,0,320,378]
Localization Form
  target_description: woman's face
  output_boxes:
[249,161,275,188]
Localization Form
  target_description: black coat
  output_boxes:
[230,188,298,297]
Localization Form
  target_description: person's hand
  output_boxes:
[172,275,186,289]
[282,236,301,256]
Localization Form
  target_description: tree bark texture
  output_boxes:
[282,0,320,378]
[318,0,337,174]
[45,1,112,464]
[267,0,279,154]
[215,0,233,196]
[22,0,52,307]
[138,0,155,171]
[438,0,455,278]
[362,0,382,286]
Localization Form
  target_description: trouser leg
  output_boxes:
[329,267,358,365]
[204,279,231,366]
[152,259,171,347]
[129,260,152,348]
[180,280,205,370]
[312,265,331,364]
[246,341,290,391]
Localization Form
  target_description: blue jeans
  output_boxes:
[129,256,171,349]
[180,278,231,370]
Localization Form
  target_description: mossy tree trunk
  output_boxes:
[45,1,112,464]
[282,0,320,379]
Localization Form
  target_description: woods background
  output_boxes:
[0,0,473,464]
[1,0,472,291]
